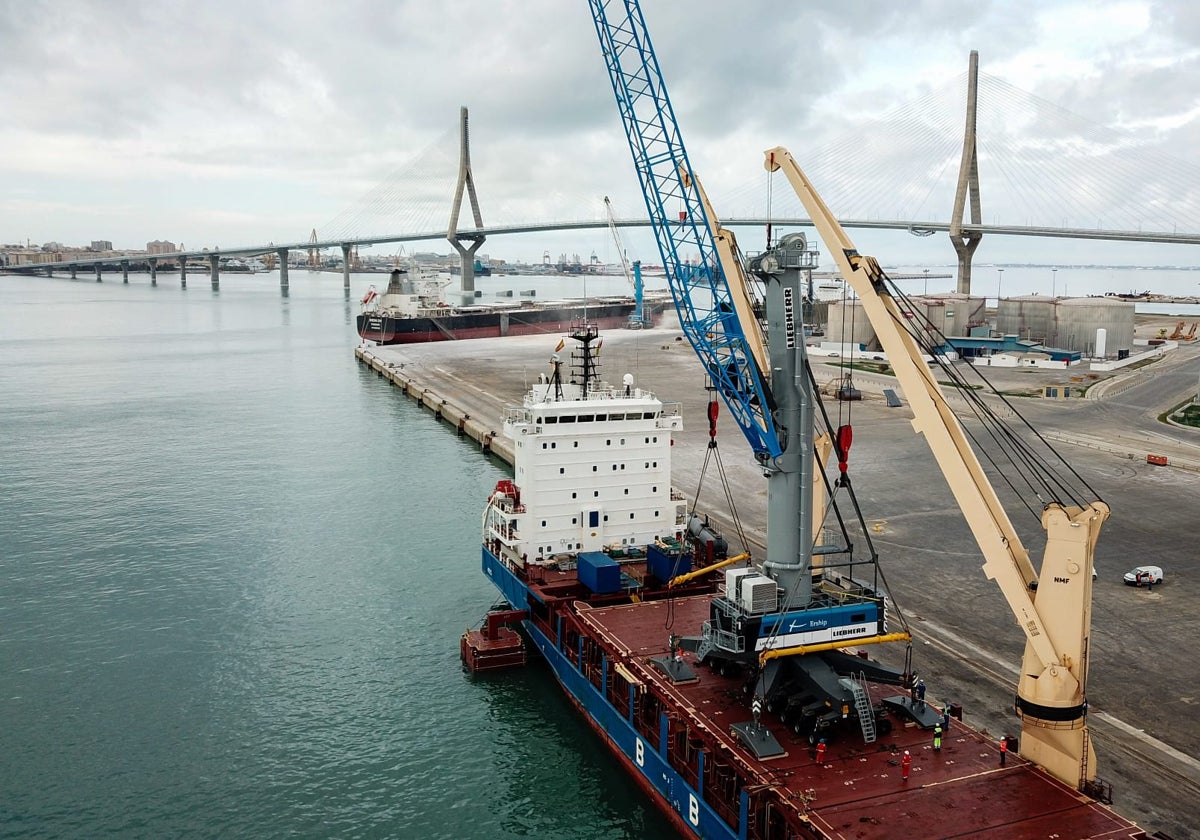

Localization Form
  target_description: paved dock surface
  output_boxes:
[357,326,1200,837]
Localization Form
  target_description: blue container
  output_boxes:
[647,543,691,583]
[577,551,621,594]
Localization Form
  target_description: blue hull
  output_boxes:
[481,546,742,840]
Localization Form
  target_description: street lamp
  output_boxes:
[923,268,929,296]
[997,268,1004,306]
[1052,268,1057,298]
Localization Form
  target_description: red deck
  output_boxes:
[575,595,1145,840]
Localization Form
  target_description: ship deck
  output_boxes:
[576,595,1146,840]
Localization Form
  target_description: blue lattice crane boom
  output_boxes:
[587,0,780,461]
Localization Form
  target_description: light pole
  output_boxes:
[923,268,929,296]
[997,268,1004,307]
[1052,268,1057,298]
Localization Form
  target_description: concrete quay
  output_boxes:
[355,326,1200,838]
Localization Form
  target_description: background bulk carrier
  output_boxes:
[459,2,1155,837]
[357,265,663,344]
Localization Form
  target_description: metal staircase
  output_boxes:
[848,672,877,743]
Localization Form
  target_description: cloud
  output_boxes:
[1,0,1198,267]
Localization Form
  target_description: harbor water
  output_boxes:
[0,271,672,839]
[1,265,1196,838]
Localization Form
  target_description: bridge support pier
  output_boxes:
[94,264,102,282]
[950,50,983,294]
[341,243,352,290]
[447,106,486,306]
[121,261,129,283]
[277,249,289,289]
[180,259,187,288]
[209,254,220,289]
[149,259,158,285]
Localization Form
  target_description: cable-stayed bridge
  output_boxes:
[9,57,1200,292]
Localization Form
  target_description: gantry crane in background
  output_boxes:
[602,196,650,328]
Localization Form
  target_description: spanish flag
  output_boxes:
[595,338,604,356]
[554,338,565,352]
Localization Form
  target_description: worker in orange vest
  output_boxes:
[816,738,827,764]
[901,750,912,780]
[1000,736,1008,766]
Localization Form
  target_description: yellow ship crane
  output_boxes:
[764,146,1109,791]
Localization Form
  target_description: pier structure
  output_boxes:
[446,106,486,304]
[277,248,289,289]
[951,51,983,295]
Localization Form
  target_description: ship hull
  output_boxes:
[358,301,659,344]
[478,543,1148,840]
[481,546,733,839]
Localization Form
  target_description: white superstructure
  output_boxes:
[483,327,687,565]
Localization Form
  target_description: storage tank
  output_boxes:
[824,299,877,349]
[996,295,1057,343]
[911,292,987,337]
[1056,297,1134,357]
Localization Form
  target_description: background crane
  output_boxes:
[602,196,650,328]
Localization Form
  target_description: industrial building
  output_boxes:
[822,293,1134,360]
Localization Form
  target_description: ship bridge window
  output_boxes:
[560,416,576,423]
[595,414,607,422]
[578,414,594,423]
[609,413,624,421]
[643,412,656,420]
[545,416,558,424]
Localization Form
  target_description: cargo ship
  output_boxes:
[357,267,662,344]
[462,321,1148,839]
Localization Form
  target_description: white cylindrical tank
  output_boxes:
[1095,327,1107,358]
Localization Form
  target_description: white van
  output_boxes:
[1123,565,1164,586]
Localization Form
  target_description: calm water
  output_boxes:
[0,271,671,839]
[0,265,1195,839]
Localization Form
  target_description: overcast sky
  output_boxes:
[3,0,1199,268]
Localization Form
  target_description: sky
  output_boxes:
[3,0,1200,269]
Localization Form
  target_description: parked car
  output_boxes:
[1123,565,1164,586]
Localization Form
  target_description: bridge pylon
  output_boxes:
[447,106,485,303]
[950,50,983,295]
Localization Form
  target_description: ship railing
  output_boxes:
[505,407,531,426]
[701,620,744,654]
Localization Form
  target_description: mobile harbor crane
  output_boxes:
[764,147,1109,790]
